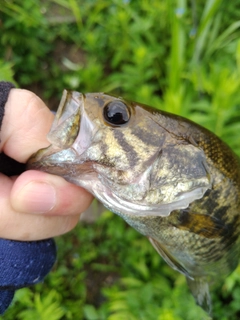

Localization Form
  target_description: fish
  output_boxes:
[28,90,240,314]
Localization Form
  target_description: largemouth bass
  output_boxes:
[28,90,240,314]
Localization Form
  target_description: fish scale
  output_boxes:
[28,90,240,316]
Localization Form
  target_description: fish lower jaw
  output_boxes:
[91,184,210,218]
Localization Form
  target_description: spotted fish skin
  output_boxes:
[28,90,240,314]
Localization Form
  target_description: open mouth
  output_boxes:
[28,90,96,172]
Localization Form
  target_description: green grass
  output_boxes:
[1,0,240,319]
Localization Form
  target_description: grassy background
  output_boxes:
[1,0,240,319]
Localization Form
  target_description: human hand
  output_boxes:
[0,88,93,241]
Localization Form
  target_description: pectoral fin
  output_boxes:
[148,237,192,279]
[149,237,212,314]
[186,277,212,314]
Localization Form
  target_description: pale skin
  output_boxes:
[0,88,93,241]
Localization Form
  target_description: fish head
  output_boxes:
[28,90,211,218]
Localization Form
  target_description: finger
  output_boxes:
[11,170,93,216]
[0,89,54,162]
[0,171,93,241]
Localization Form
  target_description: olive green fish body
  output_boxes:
[111,110,240,312]
[28,91,240,314]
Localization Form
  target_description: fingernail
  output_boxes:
[15,182,56,214]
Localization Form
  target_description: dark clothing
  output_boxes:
[0,82,56,314]
[0,82,14,127]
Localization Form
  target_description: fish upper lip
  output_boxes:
[71,91,85,104]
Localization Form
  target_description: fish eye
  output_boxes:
[103,101,130,126]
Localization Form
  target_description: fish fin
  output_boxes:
[148,237,192,279]
[186,277,212,315]
[149,237,212,314]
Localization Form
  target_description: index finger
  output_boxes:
[0,89,54,163]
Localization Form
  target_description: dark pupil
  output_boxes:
[104,101,130,125]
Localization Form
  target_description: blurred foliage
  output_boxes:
[1,0,240,319]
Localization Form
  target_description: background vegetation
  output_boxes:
[1,0,240,319]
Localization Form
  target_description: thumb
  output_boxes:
[11,170,92,216]
[0,169,92,241]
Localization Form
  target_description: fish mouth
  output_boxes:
[27,90,95,176]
